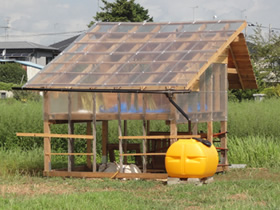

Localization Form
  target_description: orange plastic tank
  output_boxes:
[165,139,218,178]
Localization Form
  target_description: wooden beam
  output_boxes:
[120,153,166,156]
[119,135,200,139]
[102,121,109,164]
[220,121,228,171]
[142,94,147,173]
[227,67,237,74]
[92,93,97,172]
[229,45,244,89]
[43,92,51,172]
[86,122,92,170]
[44,171,168,180]
[123,120,128,164]
[46,153,94,156]
[16,133,94,139]
[68,92,74,172]
[192,123,198,135]
[186,22,247,90]
[117,93,123,173]
[170,94,177,144]
[207,121,213,143]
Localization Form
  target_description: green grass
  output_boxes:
[0,169,280,209]
[1,98,280,169]
[1,98,280,209]
[228,98,280,138]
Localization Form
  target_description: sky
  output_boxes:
[0,0,279,46]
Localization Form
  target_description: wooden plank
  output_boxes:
[44,171,169,180]
[46,153,94,156]
[227,67,237,74]
[86,122,92,169]
[117,93,123,173]
[92,93,97,172]
[119,135,200,139]
[120,153,166,156]
[16,133,94,139]
[43,92,51,172]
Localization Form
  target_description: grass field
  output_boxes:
[0,98,280,209]
[0,169,280,209]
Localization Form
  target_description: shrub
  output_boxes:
[0,63,27,84]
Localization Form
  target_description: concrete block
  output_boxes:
[167,177,180,185]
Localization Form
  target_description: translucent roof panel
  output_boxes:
[25,20,246,90]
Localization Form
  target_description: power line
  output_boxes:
[247,22,280,31]
[0,30,86,38]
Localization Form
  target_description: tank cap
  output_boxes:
[193,137,212,147]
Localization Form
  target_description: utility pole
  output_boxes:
[0,17,10,41]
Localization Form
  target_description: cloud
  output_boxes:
[0,0,279,45]
[56,4,70,9]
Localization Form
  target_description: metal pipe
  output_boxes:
[165,93,190,122]
[12,86,190,94]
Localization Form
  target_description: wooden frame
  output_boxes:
[15,21,259,179]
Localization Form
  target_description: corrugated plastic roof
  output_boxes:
[24,20,252,90]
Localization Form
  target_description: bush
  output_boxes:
[0,82,14,91]
[261,84,280,98]
[12,90,42,102]
[0,63,27,84]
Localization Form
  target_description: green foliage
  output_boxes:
[261,84,280,98]
[228,136,280,168]
[1,98,280,168]
[228,98,280,138]
[249,25,280,86]
[0,82,14,91]
[88,0,153,27]
[0,63,27,84]
[12,90,42,102]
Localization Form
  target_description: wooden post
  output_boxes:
[68,92,74,172]
[207,121,213,143]
[117,93,123,173]
[192,122,198,135]
[142,94,147,173]
[86,122,92,170]
[170,95,177,144]
[92,93,97,172]
[123,120,128,164]
[102,121,108,164]
[220,121,228,170]
[207,67,214,143]
[43,92,51,172]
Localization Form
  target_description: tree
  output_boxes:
[0,63,27,84]
[249,25,280,87]
[229,25,280,101]
[88,0,153,27]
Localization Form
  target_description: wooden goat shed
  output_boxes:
[16,20,257,179]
